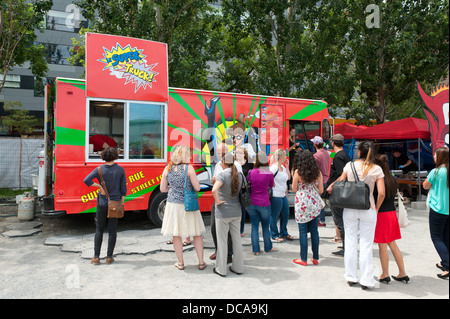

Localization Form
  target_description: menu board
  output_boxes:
[260,104,284,145]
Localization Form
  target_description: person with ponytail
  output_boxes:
[374,154,409,284]
[211,152,245,276]
[423,147,449,280]
[328,141,385,290]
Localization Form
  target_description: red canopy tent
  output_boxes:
[334,122,368,139]
[347,118,430,140]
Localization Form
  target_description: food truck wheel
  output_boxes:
[147,191,167,227]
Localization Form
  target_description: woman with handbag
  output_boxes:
[270,149,293,242]
[160,145,206,270]
[292,150,324,266]
[211,153,244,276]
[246,151,277,255]
[423,147,449,280]
[235,147,254,236]
[373,154,408,284]
[83,147,127,265]
[327,142,385,290]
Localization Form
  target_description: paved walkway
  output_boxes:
[0,205,448,300]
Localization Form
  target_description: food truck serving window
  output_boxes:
[87,99,167,162]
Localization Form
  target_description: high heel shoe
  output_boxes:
[378,276,391,284]
[391,275,410,284]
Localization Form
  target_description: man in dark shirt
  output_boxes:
[392,148,418,173]
[326,134,351,256]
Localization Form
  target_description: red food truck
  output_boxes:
[39,33,331,226]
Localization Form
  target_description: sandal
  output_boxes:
[283,235,294,241]
[166,240,173,245]
[254,250,263,256]
[182,241,192,247]
[174,263,185,270]
[273,237,284,242]
[331,236,342,243]
[198,263,207,270]
[266,248,279,253]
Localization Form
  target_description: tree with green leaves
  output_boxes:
[3,100,39,135]
[216,0,449,124]
[71,0,220,89]
[0,0,52,94]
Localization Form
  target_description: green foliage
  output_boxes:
[0,0,53,93]
[216,0,449,123]
[71,0,219,89]
[3,101,40,135]
[70,0,449,124]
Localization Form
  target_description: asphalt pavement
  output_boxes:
[0,202,448,304]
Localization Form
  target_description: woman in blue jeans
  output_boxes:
[292,150,324,266]
[270,149,293,242]
[423,147,449,280]
[247,152,278,255]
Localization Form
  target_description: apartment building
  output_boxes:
[0,0,87,136]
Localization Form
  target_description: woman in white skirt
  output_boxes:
[160,145,206,270]
[327,142,385,290]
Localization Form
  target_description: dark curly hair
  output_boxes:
[294,150,320,184]
[101,147,119,162]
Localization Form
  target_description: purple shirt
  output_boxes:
[247,168,274,207]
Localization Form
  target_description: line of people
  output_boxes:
[84,139,449,288]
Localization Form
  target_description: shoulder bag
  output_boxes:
[330,161,371,210]
[184,164,200,212]
[239,172,252,208]
[397,191,410,228]
[98,166,124,218]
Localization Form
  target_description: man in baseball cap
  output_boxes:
[330,133,344,142]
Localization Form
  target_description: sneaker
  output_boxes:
[332,250,344,257]
[318,221,327,227]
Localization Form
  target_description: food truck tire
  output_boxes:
[147,191,167,227]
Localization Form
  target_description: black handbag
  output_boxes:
[239,172,252,208]
[330,161,371,210]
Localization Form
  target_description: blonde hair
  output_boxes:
[168,145,191,171]
[274,149,287,161]
[358,141,375,178]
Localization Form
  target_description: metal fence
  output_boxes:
[0,137,44,189]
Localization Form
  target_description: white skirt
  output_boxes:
[161,202,205,238]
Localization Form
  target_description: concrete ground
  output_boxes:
[0,203,448,301]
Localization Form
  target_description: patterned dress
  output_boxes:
[161,164,205,238]
[294,181,325,224]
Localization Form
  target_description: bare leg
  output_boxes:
[388,241,407,277]
[378,243,390,278]
[172,236,184,268]
[193,235,205,265]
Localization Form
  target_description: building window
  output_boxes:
[0,74,20,88]
[41,43,74,65]
[45,9,86,32]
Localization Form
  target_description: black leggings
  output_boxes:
[94,205,118,258]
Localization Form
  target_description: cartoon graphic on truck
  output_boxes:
[39,33,331,227]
